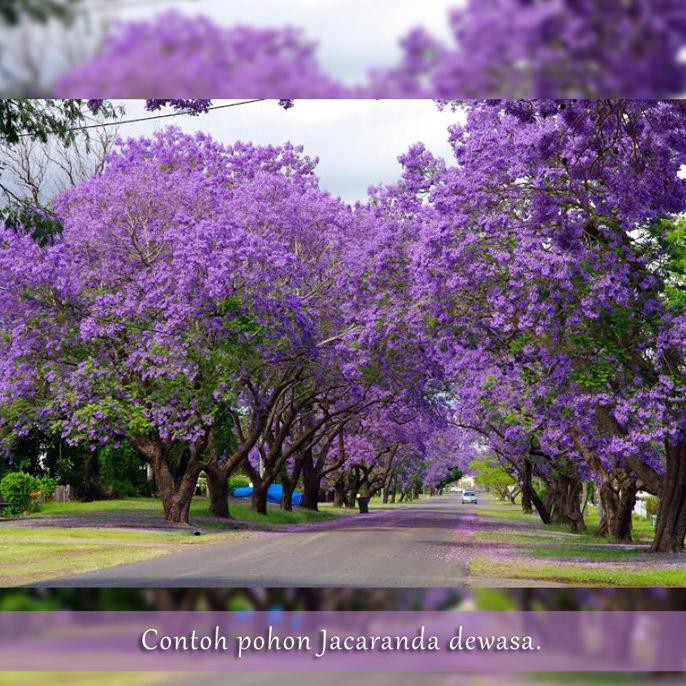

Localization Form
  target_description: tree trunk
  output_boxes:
[345,490,357,508]
[205,466,230,519]
[251,483,269,515]
[345,469,360,508]
[520,458,534,514]
[154,459,200,525]
[280,459,302,513]
[281,487,293,512]
[597,480,614,537]
[581,481,591,517]
[596,483,604,527]
[651,441,686,553]
[333,477,346,508]
[546,475,586,533]
[301,456,320,511]
[529,486,551,524]
[383,489,389,504]
[597,472,637,542]
[614,486,637,543]
[132,437,203,525]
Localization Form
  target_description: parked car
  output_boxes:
[462,490,478,504]
[450,486,463,494]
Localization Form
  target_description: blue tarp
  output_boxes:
[232,483,303,507]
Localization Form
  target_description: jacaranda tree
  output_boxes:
[402,100,686,551]
[0,128,344,522]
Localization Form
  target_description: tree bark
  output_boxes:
[581,481,591,516]
[345,490,357,508]
[205,466,230,519]
[597,480,613,537]
[529,486,551,524]
[301,453,321,511]
[344,467,361,508]
[251,483,269,515]
[545,475,586,533]
[520,458,534,514]
[131,436,204,525]
[281,483,294,512]
[651,441,686,553]
[597,471,637,542]
[614,485,637,543]
[200,403,270,519]
[333,475,346,508]
[155,460,201,524]
[281,476,293,512]
[243,447,274,516]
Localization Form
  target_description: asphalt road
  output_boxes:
[162,674,466,686]
[40,495,475,587]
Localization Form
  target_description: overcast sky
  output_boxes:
[116,100,462,202]
[2,0,459,91]
[117,0,459,85]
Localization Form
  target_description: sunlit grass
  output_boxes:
[476,492,655,544]
[34,493,423,527]
[1,493,428,585]
[35,497,340,527]
[530,545,649,562]
[0,542,170,587]
[469,557,686,586]
[0,674,168,686]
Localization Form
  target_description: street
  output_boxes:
[42,496,474,587]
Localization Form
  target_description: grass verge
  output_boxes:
[476,493,656,544]
[469,557,686,586]
[0,674,169,686]
[0,493,423,585]
[34,497,340,527]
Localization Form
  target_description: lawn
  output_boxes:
[469,557,686,586]
[0,526,245,587]
[35,496,341,526]
[0,675,168,686]
[0,497,341,586]
[476,494,656,544]
[469,493,686,586]
[0,493,426,586]
[31,493,425,525]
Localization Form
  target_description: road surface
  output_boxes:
[39,495,476,587]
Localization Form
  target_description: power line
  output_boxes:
[20,99,267,137]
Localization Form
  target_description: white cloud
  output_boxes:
[118,0,460,84]
[116,99,462,202]
[2,1,462,92]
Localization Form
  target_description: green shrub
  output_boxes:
[101,478,141,499]
[98,443,147,499]
[0,472,41,515]
[645,496,660,518]
[37,475,58,500]
[228,474,251,492]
